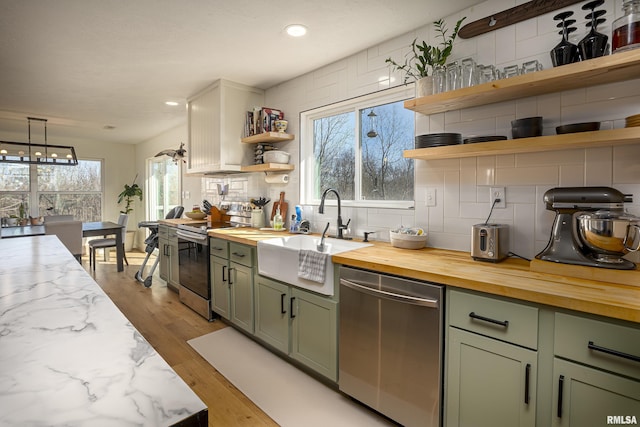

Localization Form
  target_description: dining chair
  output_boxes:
[88,213,129,271]
[44,214,74,223]
[45,220,83,262]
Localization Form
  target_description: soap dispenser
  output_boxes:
[273,207,283,230]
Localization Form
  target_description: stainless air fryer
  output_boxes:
[471,224,509,262]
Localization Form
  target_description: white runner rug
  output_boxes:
[188,327,394,427]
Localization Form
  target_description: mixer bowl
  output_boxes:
[577,212,640,255]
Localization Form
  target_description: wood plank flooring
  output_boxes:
[84,250,278,427]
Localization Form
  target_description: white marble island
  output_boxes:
[0,236,207,426]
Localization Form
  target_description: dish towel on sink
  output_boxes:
[298,249,328,283]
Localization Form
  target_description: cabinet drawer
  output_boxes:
[209,238,229,259]
[449,289,538,350]
[554,312,640,380]
[229,242,254,267]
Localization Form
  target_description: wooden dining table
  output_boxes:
[81,221,125,272]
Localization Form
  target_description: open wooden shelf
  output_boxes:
[241,132,295,144]
[404,49,640,116]
[240,163,295,172]
[404,127,640,160]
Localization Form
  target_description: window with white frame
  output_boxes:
[300,86,415,208]
[0,160,103,221]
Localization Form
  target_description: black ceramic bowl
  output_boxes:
[511,116,543,139]
[512,125,543,139]
[511,117,543,128]
[555,122,600,134]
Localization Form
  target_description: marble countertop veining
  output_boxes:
[0,236,207,426]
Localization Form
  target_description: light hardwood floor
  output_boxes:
[84,250,278,427]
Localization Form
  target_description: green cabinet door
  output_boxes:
[254,275,290,354]
[446,327,537,427]
[210,255,230,319]
[229,262,254,334]
[290,287,338,382]
[552,358,640,427]
[167,228,180,290]
[158,234,169,281]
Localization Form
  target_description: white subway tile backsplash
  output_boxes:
[559,164,586,186]
[496,165,559,185]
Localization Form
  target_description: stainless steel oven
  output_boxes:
[176,224,211,320]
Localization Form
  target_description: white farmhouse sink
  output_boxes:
[257,235,371,296]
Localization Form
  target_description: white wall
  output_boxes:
[264,0,640,259]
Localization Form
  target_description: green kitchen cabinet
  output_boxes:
[210,253,230,319]
[550,312,640,426]
[290,287,338,380]
[446,327,537,427]
[446,289,538,427]
[254,274,289,354]
[254,274,338,381]
[209,238,255,334]
[551,358,640,426]
[158,225,168,281]
[158,225,180,292]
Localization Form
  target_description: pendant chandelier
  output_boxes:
[0,117,78,166]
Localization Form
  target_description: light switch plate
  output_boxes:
[425,188,437,207]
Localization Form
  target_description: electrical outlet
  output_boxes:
[489,187,506,209]
[425,188,437,207]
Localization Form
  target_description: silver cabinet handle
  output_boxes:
[339,278,439,308]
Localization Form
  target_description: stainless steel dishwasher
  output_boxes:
[339,266,444,427]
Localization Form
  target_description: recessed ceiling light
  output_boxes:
[285,24,307,37]
[165,101,180,106]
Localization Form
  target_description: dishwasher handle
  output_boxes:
[340,278,439,308]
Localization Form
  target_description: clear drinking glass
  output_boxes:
[460,58,478,88]
[521,60,543,74]
[432,65,447,94]
[479,65,496,84]
[446,61,461,91]
[503,64,521,78]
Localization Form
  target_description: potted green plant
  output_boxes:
[385,17,466,96]
[117,175,143,251]
[117,175,143,215]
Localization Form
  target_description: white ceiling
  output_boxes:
[0,0,479,145]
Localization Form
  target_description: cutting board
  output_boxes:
[271,191,288,222]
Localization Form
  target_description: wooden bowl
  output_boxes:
[185,211,207,220]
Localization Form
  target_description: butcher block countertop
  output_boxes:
[209,228,640,324]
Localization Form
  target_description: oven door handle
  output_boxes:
[176,230,208,242]
[339,278,439,308]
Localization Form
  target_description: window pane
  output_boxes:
[38,193,101,222]
[0,193,29,218]
[37,160,101,191]
[360,101,414,201]
[0,163,30,191]
[313,112,355,199]
[148,157,180,221]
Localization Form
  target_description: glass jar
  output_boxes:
[612,0,640,53]
[432,65,446,94]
